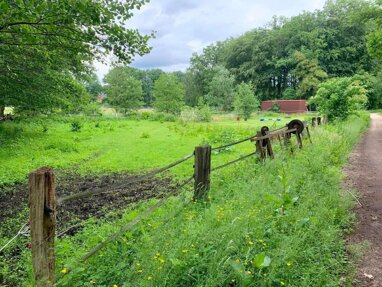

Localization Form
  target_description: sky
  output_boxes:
[95,0,327,81]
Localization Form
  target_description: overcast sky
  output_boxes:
[95,0,327,80]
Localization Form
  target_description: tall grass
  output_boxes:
[22,114,369,287]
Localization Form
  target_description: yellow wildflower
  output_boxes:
[280,281,286,286]
[61,267,68,274]
[137,269,143,273]
[113,285,118,287]
[147,276,153,280]
[182,249,188,253]
[287,262,292,267]
[246,271,252,275]
[248,240,254,245]
[159,257,165,263]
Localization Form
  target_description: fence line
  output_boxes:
[211,151,258,172]
[80,175,194,262]
[57,153,193,205]
[25,118,321,286]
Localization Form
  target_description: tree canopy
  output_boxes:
[0,0,152,114]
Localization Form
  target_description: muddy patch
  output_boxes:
[0,172,175,235]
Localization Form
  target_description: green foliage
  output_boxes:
[270,103,281,113]
[153,74,185,115]
[234,82,259,120]
[310,77,368,121]
[186,0,374,102]
[206,66,235,111]
[0,1,152,114]
[70,120,82,132]
[282,88,297,100]
[195,98,212,122]
[293,52,328,99]
[8,114,368,287]
[104,67,143,114]
[84,73,104,100]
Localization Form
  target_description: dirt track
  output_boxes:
[345,113,382,286]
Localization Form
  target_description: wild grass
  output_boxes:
[0,114,301,186]
[4,113,367,287]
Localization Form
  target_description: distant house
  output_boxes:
[261,100,307,114]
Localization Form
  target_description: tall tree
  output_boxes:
[234,83,259,121]
[104,67,143,114]
[206,66,235,111]
[153,74,185,114]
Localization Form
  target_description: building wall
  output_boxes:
[261,100,307,114]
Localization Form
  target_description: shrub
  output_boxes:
[70,120,82,132]
[269,103,280,113]
[310,77,368,121]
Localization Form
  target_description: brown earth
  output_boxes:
[344,113,382,287]
[0,172,177,235]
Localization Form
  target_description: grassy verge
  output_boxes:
[7,113,368,287]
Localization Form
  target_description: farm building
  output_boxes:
[261,100,307,114]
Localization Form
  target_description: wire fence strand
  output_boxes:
[211,151,258,172]
[57,153,194,205]
[80,175,194,262]
[0,222,29,253]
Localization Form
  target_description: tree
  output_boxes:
[104,67,143,114]
[0,0,152,115]
[310,77,368,121]
[153,74,185,114]
[85,72,104,100]
[293,51,328,99]
[234,83,259,120]
[207,66,235,111]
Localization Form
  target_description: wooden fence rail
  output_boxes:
[27,118,316,286]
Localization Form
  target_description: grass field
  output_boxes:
[0,113,302,186]
[0,112,369,287]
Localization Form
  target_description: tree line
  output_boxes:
[2,0,382,121]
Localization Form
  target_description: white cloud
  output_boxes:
[95,0,327,80]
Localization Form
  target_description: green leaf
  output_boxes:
[253,253,272,268]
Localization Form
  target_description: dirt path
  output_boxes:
[345,113,382,286]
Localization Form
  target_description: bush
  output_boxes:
[269,103,280,113]
[310,77,368,121]
[70,120,82,132]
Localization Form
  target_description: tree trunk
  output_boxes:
[0,106,4,117]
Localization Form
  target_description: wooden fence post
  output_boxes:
[193,145,211,200]
[296,132,303,149]
[29,167,56,287]
[256,132,266,160]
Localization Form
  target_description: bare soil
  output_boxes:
[344,113,382,287]
[0,172,175,234]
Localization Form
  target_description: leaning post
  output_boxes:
[193,145,211,200]
[29,167,56,287]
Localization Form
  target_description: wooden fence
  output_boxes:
[27,118,320,286]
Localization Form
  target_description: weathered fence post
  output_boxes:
[193,145,211,200]
[317,117,322,126]
[29,167,56,287]
[312,117,316,127]
[305,125,312,144]
[255,132,266,160]
[296,132,303,149]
